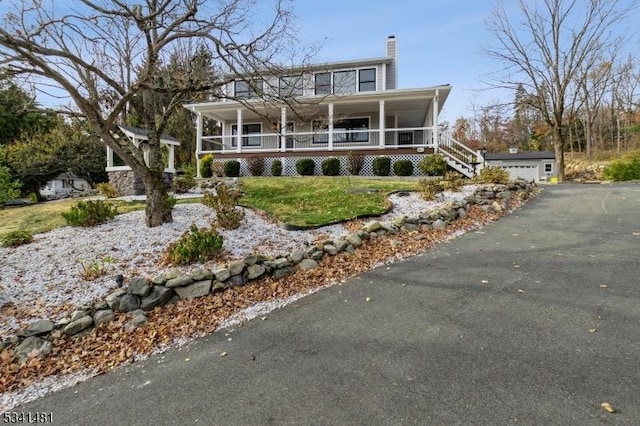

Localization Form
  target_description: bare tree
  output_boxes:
[0,0,296,226]
[483,0,633,180]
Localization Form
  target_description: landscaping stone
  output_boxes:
[323,244,338,256]
[298,259,318,270]
[227,274,247,287]
[363,220,382,233]
[151,275,167,285]
[124,311,148,331]
[458,208,467,219]
[70,310,88,322]
[116,294,141,313]
[246,264,266,280]
[212,281,226,292]
[18,320,54,338]
[128,277,151,297]
[164,269,182,280]
[289,249,305,264]
[432,219,446,230]
[93,309,115,326]
[14,336,53,363]
[165,274,194,288]
[491,201,503,212]
[333,239,348,253]
[392,216,406,227]
[228,260,246,276]
[140,286,174,311]
[346,233,363,247]
[244,254,261,266]
[273,266,294,280]
[190,269,213,282]
[273,257,291,269]
[214,267,231,282]
[175,280,212,299]
[403,223,420,232]
[63,315,93,336]
[310,250,324,261]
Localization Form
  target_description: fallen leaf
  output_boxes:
[600,402,616,413]
[365,297,371,302]
[589,328,597,333]
[517,289,525,293]
[481,280,489,284]
[220,351,227,357]
[184,358,190,362]
[599,284,608,289]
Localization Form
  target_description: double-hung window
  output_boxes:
[358,68,376,92]
[333,70,356,94]
[314,73,331,95]
[279,75,303,97]
[234,80,263,99]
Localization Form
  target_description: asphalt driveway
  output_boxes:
[18,183,640,425]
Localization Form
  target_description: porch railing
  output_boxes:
[200,127,436,154]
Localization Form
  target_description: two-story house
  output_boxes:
[185,36,477,177]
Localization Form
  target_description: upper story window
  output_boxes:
[359,68,376,92]
[334,70,356,94]
[279,75,303,97]
[315,72,331,95]
[234,79,263,99]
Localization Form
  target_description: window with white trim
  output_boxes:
[234,80,263,99]
[279,76,303,97]
[333,70,356,94]
[358,68,376,91]
[314,73,331,95]
[544,163,553,173]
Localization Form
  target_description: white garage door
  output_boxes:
[502,165,539,182]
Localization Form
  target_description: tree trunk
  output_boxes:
[31,182,45,202]
[554,125,565,182]
[143,169,173,227]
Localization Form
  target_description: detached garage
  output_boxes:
[483,150,556,183]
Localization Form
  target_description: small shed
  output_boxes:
[41,172,92,199]
[483,150,556,182]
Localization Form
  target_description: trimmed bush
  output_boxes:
[271,159,283,176]
[223,160,241,177]
[372,157,391,176]
[475,166,509,184]
[62,200,118,227]
[296,158,315,176]
[1,230,33,247]
[321,157,341,176]
[172,174,196,193]
[393,160,414,176]
[200,154,214,178]
[418,179,444,201]
[163,223,224,266]
[346,151,364,175]
[418,154,448,176]
[96,182,118,198]
[247,156,265,176]
[603,154,640,181]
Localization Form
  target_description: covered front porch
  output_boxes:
[185,86,450,178]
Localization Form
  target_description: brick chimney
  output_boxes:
[386,35,397,90]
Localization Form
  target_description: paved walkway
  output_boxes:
[19,184,640,425]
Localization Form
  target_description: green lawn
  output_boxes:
[0,177,419,238]
[239,176,417,227]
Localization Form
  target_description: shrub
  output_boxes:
[603,154,640,181]
[78,256,116,280]
[321,157,341,176]
[475,166,509,184]
[200,154,214,178]
[271,159,283,176]
[247,156,265,176]
[167,195,177,209]
[223,160,241,177]
[442,171,464,192]
[296,158,315,176]
[62,200,118,227]
[162,223,224,266]
[393,159,414,176]
[1,230,33,247]
[96,182,118,198]
[202,182,245,230]
[346,151,365,175]
[418,179,444,201]
[372,157,391,176]
[172,174,196,193]
[418,154,448,176]
[0,164,21,206]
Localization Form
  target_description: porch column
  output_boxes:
[168,145,175,172]
[141,138,150,166]
[280,107,287,152]
[379,100,385,148]
[236,108,243,153]
[433,90,439,152]
[328,103,334,151]
[196,112,203,178]
[106,146,114,168]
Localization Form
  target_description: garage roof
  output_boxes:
[485,151,555,161]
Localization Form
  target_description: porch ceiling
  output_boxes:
[185,86,450,128]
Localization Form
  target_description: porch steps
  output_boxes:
[438,134,480,179]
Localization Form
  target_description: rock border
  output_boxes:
[3,181,536,363]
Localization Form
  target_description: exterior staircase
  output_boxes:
[437,133,482,178]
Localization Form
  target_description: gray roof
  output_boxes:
[484,151,555,161]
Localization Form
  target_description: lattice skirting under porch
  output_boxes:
[218,154,432,177]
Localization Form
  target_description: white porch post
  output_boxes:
[433,90,439,152]
[379,100,385,148]
[328,103,334,151]
[280,107,287,152]
[168,145,175,172]
[141,138,150,166]
[236,108,243,153]
[106,146,114,168]
[196,112,203,178]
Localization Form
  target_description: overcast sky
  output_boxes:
[292,0,640,122]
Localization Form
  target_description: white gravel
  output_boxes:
[0,186,476,338]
